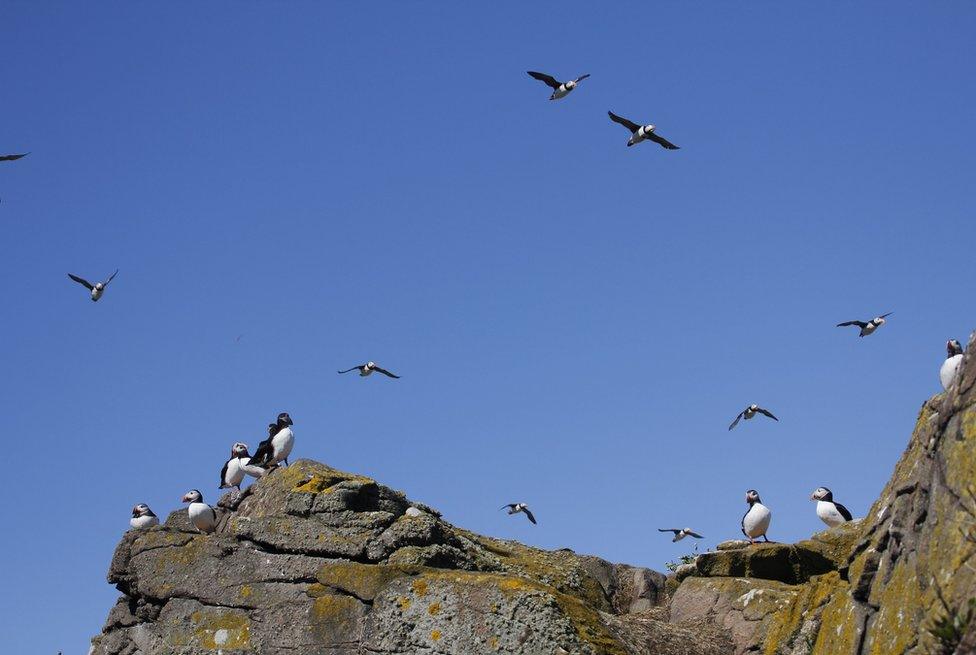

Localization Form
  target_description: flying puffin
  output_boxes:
[0,153,28,162]
[501,502,537,525]
[250,412,295,468]
[741,489,771,544]
[940,339,964,390]
[607,111,680,149]
[810,487,853,527]
[338,362,400,378]
[181,490,217,534]
[67,269,118,302]
[658,527,704,542]
[527,71,591,100]
[219,442,254,490]
[130,504,159,530]
[728,404,778,431]
[836,312,893,337]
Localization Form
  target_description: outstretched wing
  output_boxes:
[608,111,640,133]
[527,71,561,89]
[878,312,894,319]
[522,508,537,524]
[728,411,745,431]
[648,131,680,150]
[834,502,853,522]
[687,531,704,539]
[0,153,28,162]
[500,504,516,511]
[757,407,779,421]
[104,269,119,285]
[836,320,868,328]
[658,528,680,534]
[574,73,591,83]
[337,366,361,374]
[68,273,94,290]
[373,366,400,379]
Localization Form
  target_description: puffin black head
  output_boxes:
[231,442,250,458]
[181,489,203,504]
[948,339,963,357]
[132,503,153,518]
[277,412,293,428]
[811,487,833,502]
[745,489,761,505]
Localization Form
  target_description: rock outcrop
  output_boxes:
[91,335,976,655]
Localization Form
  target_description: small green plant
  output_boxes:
[664,554,697,572]
[927,596,975,654]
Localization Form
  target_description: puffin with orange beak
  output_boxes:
[181,489,217,534]
[940,339,964,390]
[250,413,295,468]
[219,442,254,490]
[129,504,159,530]
[741,489,771,544]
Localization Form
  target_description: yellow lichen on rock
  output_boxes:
[191,609,251,650]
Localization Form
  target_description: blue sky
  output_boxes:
[2,3,974,652]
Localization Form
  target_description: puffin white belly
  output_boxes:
[188,502,216,533]
[552,86,571,99]
[130,515,159,530]
[743,503,771,538]
[816,501,847,527]
[239,457,266,479]
[91,288,103,301]
[271,427,294,463]
[222,458,246,487]
[941,354,963,390]
[862,324,877,335]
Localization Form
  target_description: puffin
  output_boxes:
[527,71,591,100]
[940,339,964,390]
[810,487,853,527]
[607,111,680,149]
[741,489,771,544]
[129,503,159,530]
[658,527,704,542]
[219,442,254,490]
[0,153,28,162]
[338,361,400,379]
[501,502,537,525]
[250,412,295,468]
[181,490,217,534]
[67,269,119,302]
[728,404,778,431]
[836,312,893,337]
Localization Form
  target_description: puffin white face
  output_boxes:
[948,340,963,357]
[366,361,376,369]
[874,317,886,325]
[646,124,656,132]
[745,489,761,504]
[181,490,203,504]
[811,487,831,501]
[132,503,151,517]
[232,442,249,457]
[749,404,759,411]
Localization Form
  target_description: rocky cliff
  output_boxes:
[91,336,976,655]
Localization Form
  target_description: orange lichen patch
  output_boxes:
[190,610,251,649]
[431,630,442,641]
[428,602,442,615]
[412,579,428,597]
[397,596,411,610]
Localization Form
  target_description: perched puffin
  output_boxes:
[250,413,295,468]
[741,489,771,544]
[181,489,217,533]
[501,502,537,525]
[810,487,853,527]
[836,312,893,337]
[658,527,704,542]
[527,71,591,100]
[728,404,778,431]
[0,153,28,162]
[607,111,680,149]
[219,442,254,490]
[940,339,964,390]
[67,269,118,302]
[130,504,159,530]
[338,361,400,379]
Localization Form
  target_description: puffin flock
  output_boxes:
[4,74,967,551]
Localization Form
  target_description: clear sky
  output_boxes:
[2,3,974,652]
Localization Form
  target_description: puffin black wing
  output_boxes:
[574,73,591,83]
[608,111,641,133]
[338,366,362,374]
[250,438,274,467]
[67,273,95,290]
[878,312,894,319]
[741,509,750,537]
[757,408,779,421]
[658,528,680,534]
[687,531,704,539]
[522,508,537,524]
[836,320,868,328]
[219,460,231,488]
[0,153,28,161]
[104,269,119,285]
[648,131,680,150]
[833,502,853,522]
[527,71,561,89]
[373,366,400,379]
[728,411,745,431]
[500,504,517,511]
